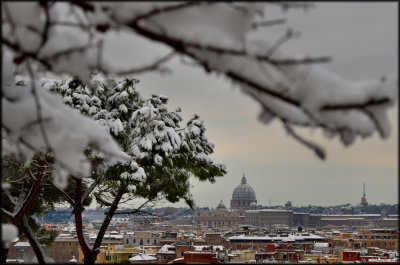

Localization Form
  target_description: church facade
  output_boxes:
[194,174,256,227]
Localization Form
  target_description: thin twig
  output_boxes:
[273,57,331,65]
[26,168,38,182]
[82,174,103,204]
[94,192,113,207]
[36,3,51,54]
[283,122,326,160]
[111,51,175,76]
[266,28,300,58]
[131,2,205,24]
[42,43,97,61]
[52,183,76,207]
[26,60,53,153]
[320,98,390,111]
[252,18,287,29]
[3,189,17,208]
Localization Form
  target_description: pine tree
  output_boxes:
[44,74,226,263]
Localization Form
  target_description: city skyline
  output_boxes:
[103,2,397,209]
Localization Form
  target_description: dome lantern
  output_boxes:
[241,173,247,184]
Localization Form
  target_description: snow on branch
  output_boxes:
[2,72,130,189]
[2,2,397,162]
[117,3,395,158]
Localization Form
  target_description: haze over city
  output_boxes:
[102,2,397,208]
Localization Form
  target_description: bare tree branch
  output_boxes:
[19,215,48,264]
[105,51,176,76]
[12,159,45,224]
[132,2,205,24]
[42,43,97,62]
[82,174,103,204]
[114,199,152,215]
[26,60,53,155]
[273,57,331,65]
[320,98,391,111]
[94,192,113,207]
[52,183,76,208]
[283,122,326,160]
[1,208,14,220]
[2,188,17,207]
[252,18,287,29]
[2,38,52,69]
[36,3,51,54]
[26,168,37,182]
[266,28,301,58]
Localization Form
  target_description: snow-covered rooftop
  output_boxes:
[157,244,175,254]
[193,245,224,251]
[14,241,31,247]
[129,254,156,261]
[228,233,325,242]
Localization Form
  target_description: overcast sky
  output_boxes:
[105,2,398,208]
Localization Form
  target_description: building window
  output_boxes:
[164,256,166,260]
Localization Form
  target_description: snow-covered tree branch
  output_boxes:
[1,1,397,254]
[2,2,396,172]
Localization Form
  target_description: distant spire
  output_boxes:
[360,182,368,206]
[241,173,247,184]
[363,183,366,197]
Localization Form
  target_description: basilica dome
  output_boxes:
[232,175,256,199]
[217,200,227,210]
[230,174,257,210]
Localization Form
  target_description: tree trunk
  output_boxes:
[2,160,47,264]
[84,189,126,264]
[1,247,9,264]
[13,161,45,224]
[83,251,97,265]
[74,179,91,259]
[19,216,47,264]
